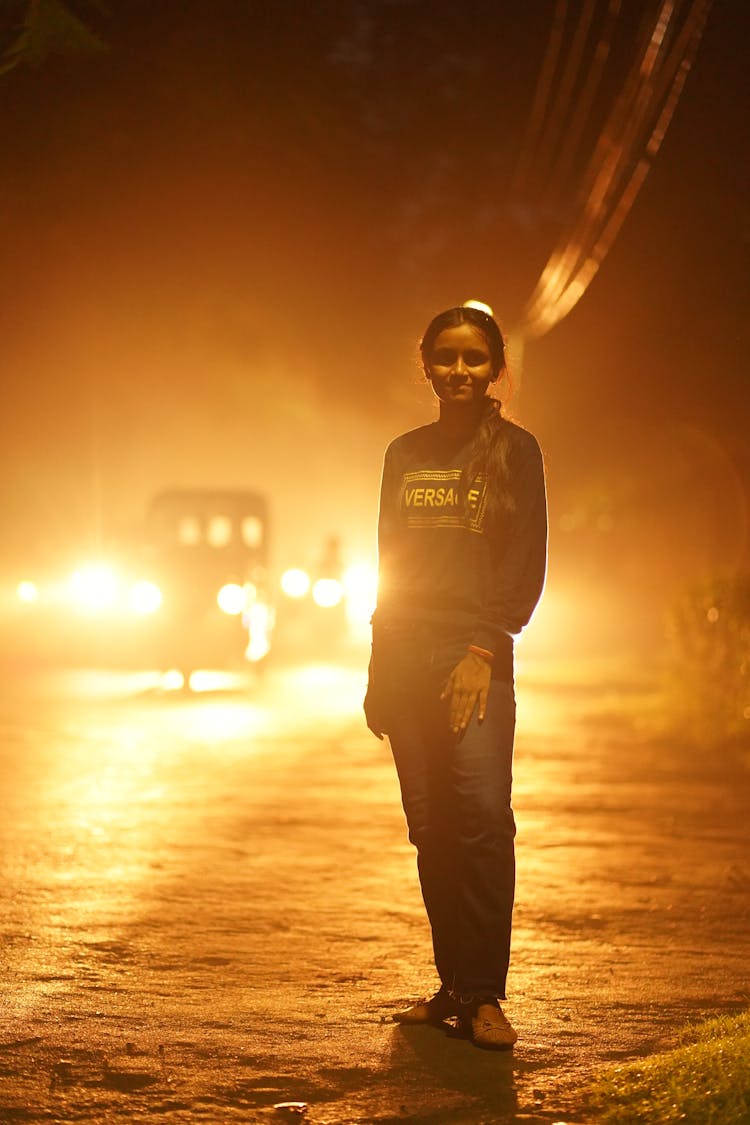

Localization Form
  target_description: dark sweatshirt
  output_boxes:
[374,416,547,664]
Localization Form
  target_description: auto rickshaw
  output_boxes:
[142,488,274,680]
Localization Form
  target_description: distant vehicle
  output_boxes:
[13,488,274,680]
[141,488,274,678]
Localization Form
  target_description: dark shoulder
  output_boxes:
[385,423,438,461]
[498,417,544,465]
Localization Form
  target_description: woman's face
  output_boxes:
[425,323,495,407]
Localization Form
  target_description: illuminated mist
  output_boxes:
[0,2,747,664]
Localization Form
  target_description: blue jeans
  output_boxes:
[375,620,516,1000]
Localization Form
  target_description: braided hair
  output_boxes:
[420,306,516,521]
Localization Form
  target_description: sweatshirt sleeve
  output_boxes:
[471,433,548,650]
[374,442,400,610]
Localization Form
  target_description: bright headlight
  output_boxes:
[17,581,39,604]
[69,564,119,612]
[280,568,311,598]
[217,583,246,615]
[128,580,163,615]
[312,577,343,608]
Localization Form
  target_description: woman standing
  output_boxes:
[365,304,547,1050]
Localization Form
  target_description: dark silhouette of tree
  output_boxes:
[1,0,107,74]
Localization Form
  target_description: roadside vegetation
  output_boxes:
[664,574,750,748]
[589,1010,750,1124]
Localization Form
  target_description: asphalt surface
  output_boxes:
[0,649,748,1123]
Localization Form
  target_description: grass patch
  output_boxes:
[589,1010,750,1124]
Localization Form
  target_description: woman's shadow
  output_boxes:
[385,1018,522,1122]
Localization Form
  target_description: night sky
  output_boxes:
[1,0,748,642]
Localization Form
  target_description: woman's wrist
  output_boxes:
[467,644,494,665]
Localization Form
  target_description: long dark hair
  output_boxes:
[420,306,516,519]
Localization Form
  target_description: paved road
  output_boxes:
[0,654,748,1123]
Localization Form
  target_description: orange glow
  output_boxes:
[127,580,163,615]
[16,581,39,604]
[245,600,272,663]
[342,563,377,625]
[68,564,119,613]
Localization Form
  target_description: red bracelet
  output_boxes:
[468,644,494,664]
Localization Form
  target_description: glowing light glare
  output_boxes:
[69,564,119,612]
[180,694,269,740]
[279,663,369,724]
[187,670,239,693]
[246,602,273,663]
[17,581,39,603]
[463,298,494,317]
[312,577,343,608]
[127,580,163,615]
[217,583,246,615]
[281,568,311,598]
[162,669,185,691]
[342,564,377,624]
